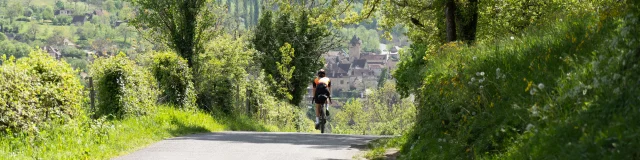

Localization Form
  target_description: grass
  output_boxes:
[363,135,407,160]
[0,105,284,160]
[397,7,640,160]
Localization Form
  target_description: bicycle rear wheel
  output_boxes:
[320,103,327,133]
[320,121,325,133]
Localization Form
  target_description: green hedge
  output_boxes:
[147,52,196,109]
[91,53,158,118]
[0,51,84,133]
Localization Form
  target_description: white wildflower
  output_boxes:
[476,72,481,76]
[531,104,539,117]
[479,78,485,83]
[530,88,537,95]
[471,77,476,82]
[480,72,485,76]
[538,83,545,90]
[500,128,505,132]
[473,56,477,61]
[510,36,515,40]
[479,85,484,89]
[526,124,535,131]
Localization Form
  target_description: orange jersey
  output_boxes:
[313,77,331,88]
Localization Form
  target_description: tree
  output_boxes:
[127,0,220,68]
[252,10,330,105]
[377,68,388,89]
[117,25,134,43]
[6,2,24,24]
[444,0,457,42]
[27,23,39,41]
[42,6,54,21]
[46,31,66,46]
[252,0,258,25]
[91,38,113,56]
[196,34,255,113]
[23,0,34,7]
[55,1,64,10]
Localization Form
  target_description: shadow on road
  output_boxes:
[169,131,384,151]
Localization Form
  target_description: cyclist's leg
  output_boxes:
[314,103,321,124]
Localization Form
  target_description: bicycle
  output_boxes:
[314,95,331,133]
[319,102,329,133]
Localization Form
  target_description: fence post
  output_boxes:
[89,77,95,118]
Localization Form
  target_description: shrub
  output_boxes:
[195,35,253,114]
[61,47,87,59]
[91,53,158,118]
[0,33,6,41]
[146,52,196,109]
[0,51,84,133]
[64,57,88,72]
[0,41,31,59]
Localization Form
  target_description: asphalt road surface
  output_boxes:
[115,131,387,160]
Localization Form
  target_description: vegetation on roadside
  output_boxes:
[91,53,158,118]
[332,82,416,136]
[0,105,284,159]
[0,51,83,133]
[392,2,640,159]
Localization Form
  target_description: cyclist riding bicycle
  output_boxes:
[312,69,331,130]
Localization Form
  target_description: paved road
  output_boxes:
[115,131,387,160]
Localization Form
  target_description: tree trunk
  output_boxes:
[445,0,457,42]
[461,0,478,44]
[235,0,239,16]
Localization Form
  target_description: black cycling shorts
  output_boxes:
[315,95,328,104]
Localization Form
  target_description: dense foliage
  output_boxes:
[145,52,196,109]
[0,40,31,59]
[333,82,416,135]
[0,51,83,133]
[396,3,640,159]
[195,35,253,113]
[91,53,158,118]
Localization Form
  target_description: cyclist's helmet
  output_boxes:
[318,69,326,77]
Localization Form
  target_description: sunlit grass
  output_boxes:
[0,105,282,160]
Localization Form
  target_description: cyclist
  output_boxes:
[312,69,332,130]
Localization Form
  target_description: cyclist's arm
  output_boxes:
[311,81,316,100]
[328,81,332,103]
[327,81,332,96]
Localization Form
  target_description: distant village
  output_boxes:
[306,35,402,108]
